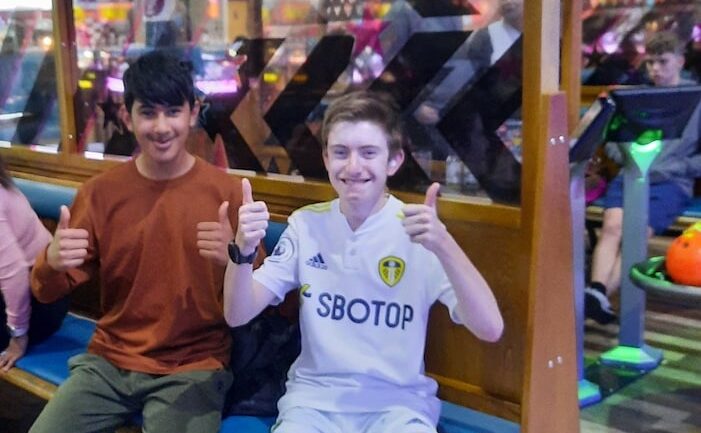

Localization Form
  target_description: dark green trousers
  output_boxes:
[29,353,232,433]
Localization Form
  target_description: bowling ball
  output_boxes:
[666,222,701,286]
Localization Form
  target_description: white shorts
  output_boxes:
[271,406,436,433]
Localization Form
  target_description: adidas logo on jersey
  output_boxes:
[305,253,328,270]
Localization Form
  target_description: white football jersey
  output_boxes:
[253,195,462,424]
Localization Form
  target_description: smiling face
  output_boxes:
[125,99,199,179]
[324,120,403,227]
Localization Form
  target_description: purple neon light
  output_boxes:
[106,76,238,95]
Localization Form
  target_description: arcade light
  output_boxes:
[630,129,663,174]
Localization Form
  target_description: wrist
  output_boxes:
[6,325,28,338]
[228,241,257,264]
[233,235,257,256]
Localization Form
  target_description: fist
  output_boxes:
[197,201,235,266]
[235,178,269,257]
[402,183,446,252]
[46,206,89,271]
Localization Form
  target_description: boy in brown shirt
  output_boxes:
[30,50,246,433]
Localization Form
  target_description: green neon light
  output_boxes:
[635,129,662,144]
[632,139,662,155]
[602,346,646,363]
[629,129,663,163]
[577,380,600,401]
[600,345,662,368]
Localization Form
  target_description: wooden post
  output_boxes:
[51,0,79,156]
[562,0,583,133]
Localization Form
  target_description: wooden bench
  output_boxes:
[2,177,519,433]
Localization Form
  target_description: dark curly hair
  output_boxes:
[123,50,195,112]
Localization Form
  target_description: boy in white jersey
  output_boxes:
[223,91,503,433]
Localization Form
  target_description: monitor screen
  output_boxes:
[569,96,615,163]
[607,86,701,142]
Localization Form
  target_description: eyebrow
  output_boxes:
[139,103,187,113]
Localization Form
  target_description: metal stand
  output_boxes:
[570,161,602,406]
[599,140,664,370]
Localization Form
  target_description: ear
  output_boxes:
[121,105,134,132]
[675,53,686,70]
[189,100,201,128]
[387,149,405,176]
[322,148,330,171]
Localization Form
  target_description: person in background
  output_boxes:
[586,31,701,324]
[223,91,503,433]
[0,154,69,372]
[28,50,253,433]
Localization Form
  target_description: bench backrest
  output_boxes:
[15,178,77,220]
[15,177,288,252]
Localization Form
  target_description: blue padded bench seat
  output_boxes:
[220,401,520,433]
[16,314,519,433]
[15,313,96,385]
[683,196,701,219]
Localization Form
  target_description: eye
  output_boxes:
[166,107,182,116]
[139,108,156,118]
[361,147,378,158]
[331,147,348,158]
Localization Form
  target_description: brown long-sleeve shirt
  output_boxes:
[32,158,242,374]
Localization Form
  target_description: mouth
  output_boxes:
[341,178,371,185]
[150,137,174,150]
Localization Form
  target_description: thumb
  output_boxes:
[58,205,71,230]
[241,178,253,205]
[424,182,440,209]
[218,201,230,225]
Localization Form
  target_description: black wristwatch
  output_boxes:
[228,241,257,264]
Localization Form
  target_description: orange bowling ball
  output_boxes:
[666,222,701,286]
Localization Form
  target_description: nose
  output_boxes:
[347,151,361,173]
[154,112,169,134]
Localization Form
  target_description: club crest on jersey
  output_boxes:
[268,236,294,263]
[378,256,405,287]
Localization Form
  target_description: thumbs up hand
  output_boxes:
[234,178,269,259]
[401,183,446,253]
[46,206,90,271]
[197,199,235,266]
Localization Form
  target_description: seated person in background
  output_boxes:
[587,31,701,324]
[0,155,69,372]
[29,50,251,433]
[224,91,504,433]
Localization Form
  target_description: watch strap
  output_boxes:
[228,241,257,264]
